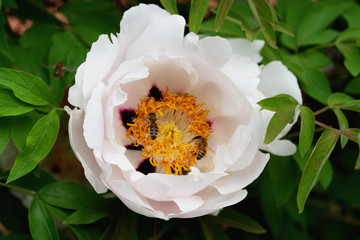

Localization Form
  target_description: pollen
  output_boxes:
[126,88,212,175]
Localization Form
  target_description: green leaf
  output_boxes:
[200,220,230,240]
[205,208,266,234]
[64,199,120,225]
[0,22,12,61]
[0,89,34,117]
[9,112,39,152]
[7,111,59,183]
[200,17,245,38]
[356,143,360,170]
[264,112,292,144]
[343,3,360,28]
[0,68,52,106]
[61,0,121,46]
[10,22,58,82]
[258,94,299,111]
[14,0,63,26]
[277,0,312,50]
[318,160,333,190]
[267,155,297,207]
[100,213,137,240]
[295,0,352,46]
[260,42,282,63]
[297,129,339,213]
[10,112,40,152]
[247,0,277,48]
[44,203,103,240]
[70,224,104,240]
[345,130,360,170]
[189,0,210,34]
[259,172,283,237]
[0,233,32,240]
[160,0,178,14]
[215,0,234,32]
[328,93,360,112]
[273,21,294,37]
[208,7,258,40]
[336,32,360,76]
[299,106,315,157]
[48,31,87,105]
[280,50,332,104]
[0,118,11,154]
[341,129,360,144]
[331,108,349,148]
[2,0,17,8]
[344,76,360,95]
[222,0,259,41]
[29,197,60,240]
[336,27,360,42]
[337,100,360,113]
[37,182,102,209]
[258,94,299,144]
[12,170,56,192]
[298,51,332,69]
[327,92,354,105]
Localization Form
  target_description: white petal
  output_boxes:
[120,197,163,219]
[101,140,135,171]
[198,188,248,210]
[197,36,233,68]
[119,4,171,45]
[184,34,233,68]
[107,178,155,212]
[145,55,198,94]
[261,139,297,156]
[169,188,248,219]
[211,151,269,195]
[68,63,85,108]
[82,34,121,105]
[213,107,263,172]
[146,199,181,219]
[227,39,264,63]
[172,196,204,213]
[83,83,106,149]
[214,125,255,172]
[68,109,107,193]
[123,5,185,58]
[190,66,243,117]
[128,171,226,201]
[258,61,302,104]
[221,56,260,96]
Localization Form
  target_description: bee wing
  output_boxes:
[41,63,54,69]
[41,63,76,72]
[63,66,77,72]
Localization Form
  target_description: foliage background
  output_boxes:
[0,0,359,239]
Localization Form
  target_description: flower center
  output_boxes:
[126,88,212,175]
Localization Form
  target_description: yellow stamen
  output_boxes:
[126,88,212,175]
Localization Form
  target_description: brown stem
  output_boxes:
[153,219,157,240]
[313,106,330,116]
[314,120,358,142]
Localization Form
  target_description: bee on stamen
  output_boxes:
[147,113,159,140]
[191,136,207,160]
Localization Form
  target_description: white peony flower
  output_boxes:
[67,4,302,220]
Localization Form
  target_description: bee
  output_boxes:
[192,136,207,160]
[147,113,158,140]
[53,62,65,78]
[42,62,76,79]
